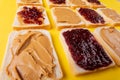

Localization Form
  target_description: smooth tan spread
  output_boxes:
[101,8,120,22]
[21,0,39,3]
[6,31,56,80]
[100,27,120,57]
[69,0,86,6]
[53,7,81,24]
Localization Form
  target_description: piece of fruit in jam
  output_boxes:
[17,6,44,25]
[87,0,101,5]
[63,29,112,70]
[50,0,65,4]
[78,8,105,24]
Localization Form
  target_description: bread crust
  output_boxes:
[0,30,63,80]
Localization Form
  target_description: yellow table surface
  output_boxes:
[0,0,120,80]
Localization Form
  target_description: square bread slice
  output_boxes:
[46,0,69,8]
[0,30,63,80]
[51,7,84,30]
[17,0,43,6]
[68,0,88,9]
[76,8,107,27]
[13,6,50,29]
[83,0,105,8]
[97,8,120,26]
[60,28,115,75]
[93,27,120,66]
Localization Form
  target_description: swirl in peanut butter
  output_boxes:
[53,7,81,24]
[100,27,120,57]
[6,31,56,80]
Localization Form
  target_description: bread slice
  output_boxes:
[0,30,63,80]
[84,0,105,8]
[51,7,84,30]
[76,8,107,27]
[60,28,115,75]
[13,6,50,29]
[97,8,120,26]
[17,0,43,6]
[46,0,69,8]
[68,0,88,9]
[93,27,120,66]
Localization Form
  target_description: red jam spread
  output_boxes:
[63,29,112,70]
[78,8,105,24]
[17,6,44,25]
[50,0,65,4]
[87,0,101,5]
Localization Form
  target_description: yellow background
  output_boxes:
[0,0,120,80]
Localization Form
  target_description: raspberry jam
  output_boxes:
[50,0,65,4]
[87,0,101,5]
[17,6,44,25]
[63,29,112,70]
[78,8,105,24]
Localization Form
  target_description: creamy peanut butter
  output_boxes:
[69,0,86,6]
[21,0,39,3]
[101,8,120,22]
[53,7,81,24]
[100,27,120,57]
[6,31,56,80]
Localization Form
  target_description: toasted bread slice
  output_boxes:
[13,6,50,29]
[17,0,43,6]
[60,28,115,75]
[76,8,107,27]
[51,7,84,30]
[0,30,63,80]
[97,8,120,26]
[93,27,120,66]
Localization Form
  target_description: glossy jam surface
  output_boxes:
[18,7,44,25]
[87,0,101,5]
[78,8,105,24]
[63,29,112,70]
[50,0,65,4]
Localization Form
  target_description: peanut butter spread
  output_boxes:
[53,7,81,24]
[69,0,86,6]
[6,31,56,80]
[100,27,120,57]
[101,8,120,22]
[21,0,39,3]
